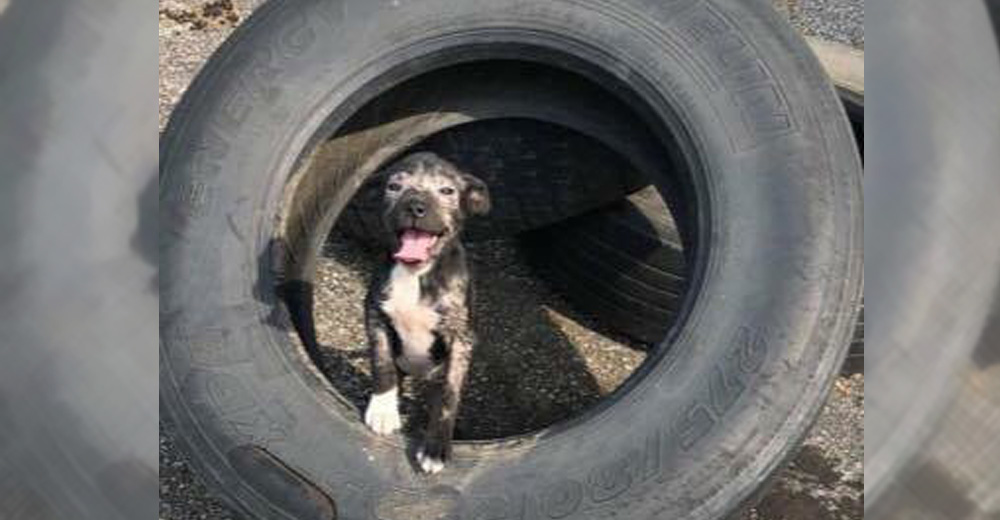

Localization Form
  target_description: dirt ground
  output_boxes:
[159,2,864,519]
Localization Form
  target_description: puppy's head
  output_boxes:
[379,152,491,267]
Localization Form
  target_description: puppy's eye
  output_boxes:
[439,186,456,196]
[387,182,402,192]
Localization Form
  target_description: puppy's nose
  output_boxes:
[408,200,427,218]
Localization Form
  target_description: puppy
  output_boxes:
[363,152,491,474]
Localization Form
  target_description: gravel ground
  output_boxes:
[159,2,864,519]
[311,231,647,442]
[783,0,865,48]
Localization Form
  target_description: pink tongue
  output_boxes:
[393,230,437,263]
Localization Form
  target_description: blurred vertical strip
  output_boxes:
[0,0,157,519]
[866,0,1000,519]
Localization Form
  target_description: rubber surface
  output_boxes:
[807,37,864,156]
[524,187,686,344]
[160,1,862,519]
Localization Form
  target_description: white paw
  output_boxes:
[365,389,401,435]
[416,448,445,474]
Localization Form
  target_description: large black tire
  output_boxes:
[523,40,865,353]
[160,1,862,519]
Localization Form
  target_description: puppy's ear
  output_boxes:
[462,174,491,216]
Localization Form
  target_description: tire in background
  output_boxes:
[523,187,687,345]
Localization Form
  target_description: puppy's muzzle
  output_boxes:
[393,193,446,235]
[406,199,428,219]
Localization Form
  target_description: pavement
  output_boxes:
[158,1,864,519]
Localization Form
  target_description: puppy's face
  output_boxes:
[380,152,491,267]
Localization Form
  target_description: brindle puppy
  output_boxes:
[363,152,491,474]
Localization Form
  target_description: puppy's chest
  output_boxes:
[381,267,442,374]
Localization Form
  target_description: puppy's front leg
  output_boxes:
[365,312,402,435]
[418,334,472,474]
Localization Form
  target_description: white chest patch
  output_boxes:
[381,265,439,376]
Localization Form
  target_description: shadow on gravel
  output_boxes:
[749,445,863,520]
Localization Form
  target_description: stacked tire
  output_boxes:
[523,186,687,345]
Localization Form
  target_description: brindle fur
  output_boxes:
[363,152,490,474]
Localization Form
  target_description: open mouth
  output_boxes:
[393,228,441,265]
